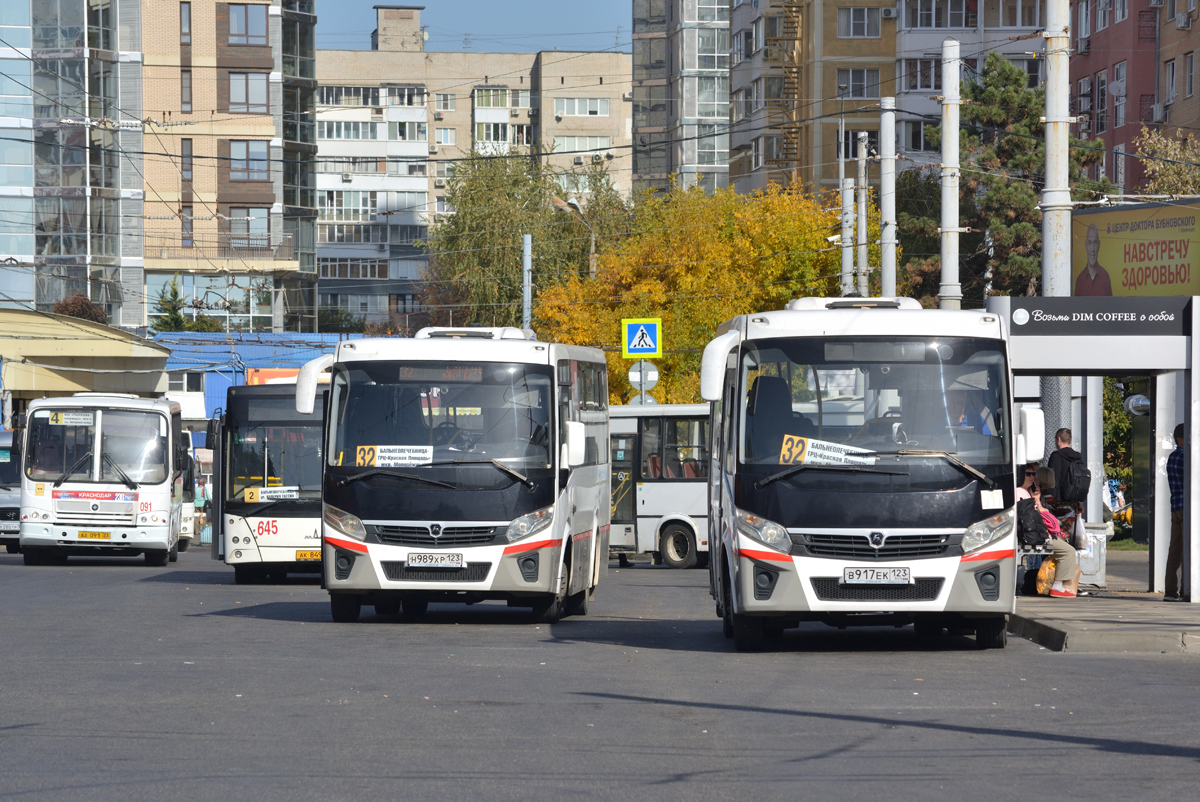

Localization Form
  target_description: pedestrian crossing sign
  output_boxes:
[622,318,662,359]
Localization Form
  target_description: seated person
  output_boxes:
[1033,467,1082,598]
[944,389,992,435]
[1014,461,1038,501]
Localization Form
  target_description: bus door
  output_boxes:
[609,431,636,549]
[636,416,709,554]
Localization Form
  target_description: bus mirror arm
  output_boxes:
[700,331,740,401]
[296,355,334,414]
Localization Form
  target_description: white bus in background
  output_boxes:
[209,384,326,584]
[20,394,186,566]
[702,297,1045,651]
[179,430,197,552]
[0,430,21,553]
[609,404,710,569]
[296,327,610,623]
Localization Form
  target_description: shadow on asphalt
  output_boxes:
[138,570,321,586]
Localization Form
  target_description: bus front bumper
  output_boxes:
[735,544,1016,617]
[20,522,173,553]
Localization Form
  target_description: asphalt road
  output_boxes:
[1,548,1198,802]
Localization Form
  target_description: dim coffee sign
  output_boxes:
[1009,297,1190,337]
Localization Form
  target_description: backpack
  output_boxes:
[1058,457,1092,503]
[1016,498,1048,547]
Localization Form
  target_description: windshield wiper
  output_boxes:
[889,449,997,490]
[336,469,455,490]
[237,500,283,518]
[437,459,536,491]
[754,461,909,490]
[53,452,93,487]
[101,453,138,490]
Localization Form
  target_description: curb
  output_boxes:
[1009,613,1198,654]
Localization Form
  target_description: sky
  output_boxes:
[316,0,634,54]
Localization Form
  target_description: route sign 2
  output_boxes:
[622,318,662,358]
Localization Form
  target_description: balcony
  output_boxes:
[144,232,298,270]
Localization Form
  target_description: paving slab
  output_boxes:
[1009,593,1200,654]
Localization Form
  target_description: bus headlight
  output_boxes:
[323,504,367,541]
[962,508,1015,553]
[505,506,554,542]
[736,509,791,552]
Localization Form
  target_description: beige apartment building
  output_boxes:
[314,6,632,325]
[141,0,318,332]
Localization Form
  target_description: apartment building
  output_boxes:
[314,5,632,327]
[631,0,730,194]
[141,0,318,333]
[1070,0,1156,191]
[729,0,897,194]
[0,0,145,324]
[1157,0,1199,162]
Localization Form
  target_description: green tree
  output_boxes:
[151,276,191,333]
[52,292,107,324]
[318,306,364,333]
[422,150,628,327]
[188,314,225,333]
[898,53,1110,304]
[1135,126,1200,195]
[1103,377,1133,484]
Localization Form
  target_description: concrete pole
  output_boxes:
[939,38,962,310]
[880,97,897,299]
[840,178,854,295]
[522,233,532,330]
[856,131,869,296]
[1041,0,1074,462]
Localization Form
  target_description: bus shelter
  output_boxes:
[986,296,1196,602]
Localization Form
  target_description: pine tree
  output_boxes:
[152,276,191,333]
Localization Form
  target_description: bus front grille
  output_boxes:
[381,562,492,582]
[810,578,944,602]
[54,511,136,526]
[795,533,953,560]
[374,525,499,547]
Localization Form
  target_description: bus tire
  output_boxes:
[534,552,570,623]
[330,593,361,623]
[660,524,697,570]
[975,616,1008,650]
[23,548,46,566]
[402,598,428,616]
[233,565,259,585]
[168,543,179,563]
[732,613,766,652]
[177,539,190,553]
[720,564,735,639]
[565,586,590,617]
[145,549,170,567]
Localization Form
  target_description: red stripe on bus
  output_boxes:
[960,548,1015,563]
[325,535,368,554]
[739,547,794,564]
[503,539,556,555]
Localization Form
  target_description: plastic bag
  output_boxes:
[1036,556,1058,595]
[1070,516,1088,550]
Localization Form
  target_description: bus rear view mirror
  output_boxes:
[700,331,740,401]
[565,421,586,467]
[1017,406,1046,465]
[297,355,334,414]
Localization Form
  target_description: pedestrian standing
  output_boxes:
[1165,424,1186,602]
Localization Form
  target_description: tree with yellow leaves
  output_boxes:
[536,183,880,404]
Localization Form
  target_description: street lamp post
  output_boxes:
[552,196,596,278]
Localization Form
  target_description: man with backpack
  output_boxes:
[1047,428,1090,508]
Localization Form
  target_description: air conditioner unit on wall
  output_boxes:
[881,7,897,18]
[1079,77,1092,95]
[511,108,520,117]
[622,91,633,101]
[528,106,538,115]
[1149,0,1164,7]
[429,145,438,154]
[1078,97,1092,111]
[1152,103,1167,123]
[1077,37,1089,54]
[573,156,584,165]
[1177,12,1192,29]
[1078,118,1091,133]
[434,111,443,120]
[434,178,446,188]
[341,172,352,182]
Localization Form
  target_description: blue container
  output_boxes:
[199,524,212,545]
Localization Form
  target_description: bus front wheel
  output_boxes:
[168,543,179,563]
[330,594,361,623]
[975,616,1008,649]
[660,524,697,570]
[145,549,169,567]
[177,539,190,553]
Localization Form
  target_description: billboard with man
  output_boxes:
[1071,202,1198,297]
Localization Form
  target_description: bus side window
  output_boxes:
[640,418,661,479]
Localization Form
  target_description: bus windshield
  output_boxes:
[25,409,169,485]
[227,422,323,502]
[328,361,554,476]
[739,336,1011,487]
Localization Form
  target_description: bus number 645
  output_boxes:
[255,520,279,536]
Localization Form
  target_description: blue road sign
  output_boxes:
[622,318,662,358]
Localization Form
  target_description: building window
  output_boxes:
[181,70,192,112]
[180,2,191,44]
[388,86,424,106]
[319,121,380,140]
[181,204,193,247]
[475,88,509,108]
[905,122,938,152]
[511,124,534,145]
[1095,69,1107,133]
[1165,60,1177,104]
[696,0,729,22]
[751,137,762,170]
[554,136,611,153]
[1115,0,1127,22]
[905,59,941,91]
[230,140,268,180]
[1187,53,1195,98]
[838,8,882,37]
[1114,61,1126,126]
[554,97,610,116]
[1097,0,1110,30]
[388,121,427,141]
[697,28,730,69]
[435,163,454,178]
[319,258,389,279]
[435,92,456,111]
[907,0,978,27]
[475,122,508,142]
[229,4,268,46]
[995,0,1041,26]
[229,73,268,114]
[230,207,269,247]
[318,86,380,106]
[1078,0,1090,38]
[318,191,377,222]
[841,130,880,160]
[511,89,531,108]
[697,76,729,117]
[837,69,881,98]
[168,371,204,392]
[435,128,456,146]
[435,196,453,214]
[697,124,728,165]
[1026,59,1041,89]
[181,138,193,180]
[765,134,784,162]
